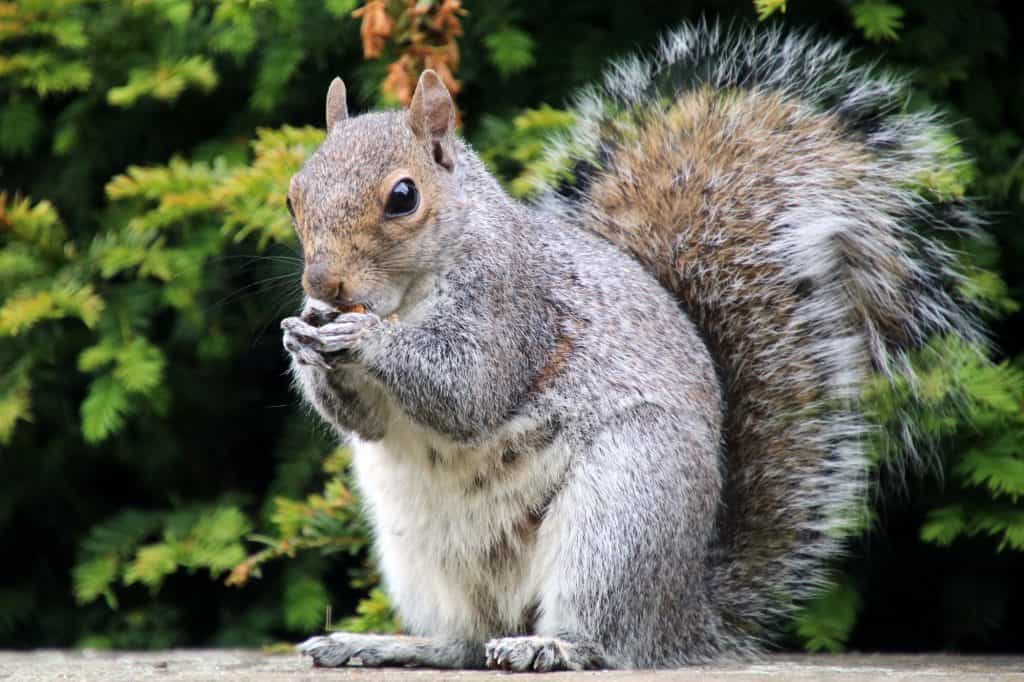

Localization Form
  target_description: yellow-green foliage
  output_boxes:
[754,0,787,20]
[225,447,395,634]
[1,2,342,642]
[74,506,252,608]
[0,125,321,446]
[107,57,219,108]
[478,105,577,198]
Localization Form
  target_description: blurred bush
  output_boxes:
[1,0,1022,652]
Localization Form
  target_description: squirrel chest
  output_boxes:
[350,409,571,639]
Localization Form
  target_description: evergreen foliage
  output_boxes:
[1,0,1022,653]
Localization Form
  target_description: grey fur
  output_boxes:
[282,22,981,670]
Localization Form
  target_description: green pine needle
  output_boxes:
[80,374,131,444]
[284,573,329,632]
[851,1,905,42]
[754,0,787,21]
[484,28,537,78]
[794,578,862,652]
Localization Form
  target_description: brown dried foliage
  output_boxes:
[353,0,466,108]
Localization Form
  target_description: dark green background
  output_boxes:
[1,0,1022,652]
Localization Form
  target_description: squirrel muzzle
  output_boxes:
[302,260,363,311]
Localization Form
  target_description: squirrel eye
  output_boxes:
[286,196,295,218]
[384,178,419,218]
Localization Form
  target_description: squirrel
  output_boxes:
[282,22,982,671]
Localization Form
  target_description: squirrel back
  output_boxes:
[535,21,983,643]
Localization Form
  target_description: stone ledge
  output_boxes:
[1,650,1022,681]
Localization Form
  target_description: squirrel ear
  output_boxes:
[408,70,455,171]
[325,77,348,132]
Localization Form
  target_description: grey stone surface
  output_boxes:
[0,650,1022,682]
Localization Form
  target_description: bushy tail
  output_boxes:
[536,21,984,651]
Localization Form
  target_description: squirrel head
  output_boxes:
[288,71,461,317]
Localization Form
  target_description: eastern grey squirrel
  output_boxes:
[281,22,981,670]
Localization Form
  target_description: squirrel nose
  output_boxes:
[302,261,354,305]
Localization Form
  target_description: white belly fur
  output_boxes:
[350,409,570,640]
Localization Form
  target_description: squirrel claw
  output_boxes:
[281,316,318,335]
[316,312,381,353]
[484,637,572,673]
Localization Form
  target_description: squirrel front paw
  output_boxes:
[313,312,382,353]
[282,317,332,369]
[281,313,381,367]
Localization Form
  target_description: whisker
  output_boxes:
[252,285,304,348]
[206,273,299,313]
[212,254,303,265]
[372,255,426,273]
